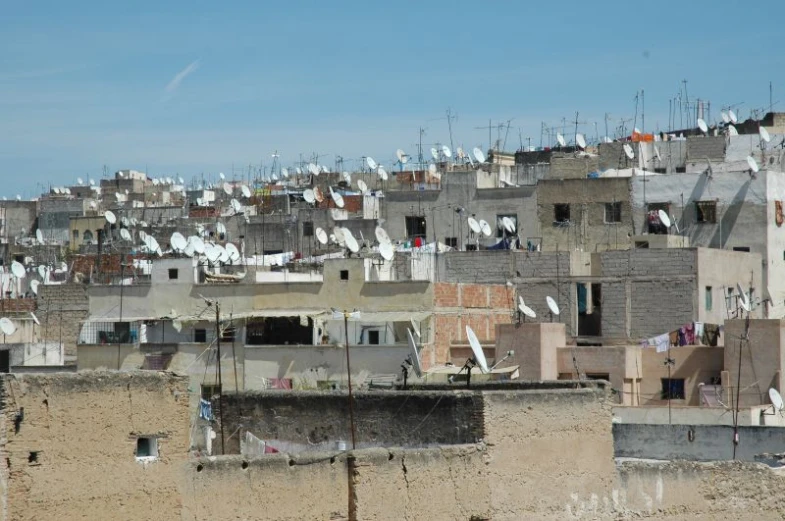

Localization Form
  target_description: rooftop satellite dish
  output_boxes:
[518,296,536,319]
[225,242,241,263]
[35,229,44,243]
[375,226,391,245]
[760,126,771,143]
[146,235,160,253]
[697,118,708,134]
[603,136,613,143]
[546,295,561,317]
[467,216,481,234]
[721,112,730,124]
[396,149,407,163]
[430,147,439,160]
[465,325,489,374]
[172,319,183,333]
[178,176,185,184]
[321,164,331,174]
[442,145,452,158]
[313,186,325,203]
[77,177,84,185]
[104,210,117,224]
[222,182,232,195]
[428,163,437,175]
[737,282,750,312]
[556,133,566,147]
[89,179,95,186]
[729,109,738,124]
[378,166,388,181]
[329,186,345,208]
[53,187,61,195]
[216,244,230,263]
[152,178,160,186]
[171,232,187,252]
[303,189,316,204]
[30,280,40,295]
[333,226,346,245]
[747,155,760,173]
[120,228,132,241]
[241,185,252,198]
[11,261,25,279]
[205,244,221,263]
[191,236,205,254]
[576,133,587,149]
[502,216,516,234]
[308,163,319,176]
[770,388,784,412]
[457,147,465,159]
[216,222,227,236]
[315,227,328,245]
[379,242,395,261]
[366,157,378,170]
[658,209,671,229]
[479,219,492,237]
[30,312,40,326]
[728,125,739,136]
[282,168,289,178]
[64,187,71,195]
[343,228,360,253]
[219,172,225,180]
[357,179,368,194]
[623,143,635,159]
[406,329,423,378]
[139,230,148,242]
[0,318,16,336]
[472,147,486,163]
[342,172,351,184]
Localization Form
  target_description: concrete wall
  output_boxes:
[641,346,724,406]
[36,284,89,361]
[724,319,784,407]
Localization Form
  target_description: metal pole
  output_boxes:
[343,313,357,450]
[216,303,225,455]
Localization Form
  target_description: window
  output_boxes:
[83,230,94,243]
[73,229,79,240]
[201,384,221,400]
[733,246,750,253]
[586,373,610,381]
[695,201,717,223]
[194,329,207,343]
[303,221,314,237]
[496,214,518,237]
[168,268,178,280]
[604,202,622,223]
[445,237,458,248]
[405,215,426,239]
[661,378,685,400]
[554,204,570,224]
[705,286,713,311]
[367,330,380,345]
[340,269,349,281]
[135,437,159,460]
[28,451,39,464]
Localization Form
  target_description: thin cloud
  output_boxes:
[163,59,200,98]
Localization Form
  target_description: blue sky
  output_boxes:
[1,1,782,196]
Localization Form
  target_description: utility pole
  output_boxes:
[215,301,225,455]
[342,312,356,450]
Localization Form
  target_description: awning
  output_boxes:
[316,311,432,323]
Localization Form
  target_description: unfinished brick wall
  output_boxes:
[36,284,89,360]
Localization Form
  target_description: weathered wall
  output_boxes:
[724,319,784,407]
[641,346,724,406]
[36,284,89,360]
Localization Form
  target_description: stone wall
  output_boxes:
[35,284,89,360]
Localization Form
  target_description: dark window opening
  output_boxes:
[405,216,426,239]
[592,283,602,308]
[246,317,312,346]
[465,244,477,251]
[554,204,570,224]
[201,384,221,400]
[194,329,207,343]
[661,378,686,400]
[340,270,349,281]
[604,202,622,223]
[28,452,38,464]
[367,330,380,345]
[647,202,670,234]
[303,221,314,237]
[654,167,667,174]
[220,325,236,342]
[445,237,458,248]
[586,373,610,381]
[705,286,713,311]
[695,201,717,223]
[168,268,179,280]
[135,437,158,458]
[733,246,751,253]
[113,322,131,343]
[675,166,686,173]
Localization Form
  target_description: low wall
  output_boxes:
[614,423,785,462]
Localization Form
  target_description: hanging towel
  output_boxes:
[199,399,213,421]
[669,330,679,347]
[678,327,688,346]
[654,333,670,353]
[703,324,720,347]
[684,323,695,345]
[694,322,705,343]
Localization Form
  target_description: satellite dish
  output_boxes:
[308,163,319,176]
[375,226,391,245]
[770,388,784,412]
[556,133,566,147]
[357,180,368,194]
[603,136,613,143]
[518,296,536,318]
[139,230,148,242]
[342,228,360,253]
[378,166,388,181]
[219,172,225,180]
[171,232,187,252]
[282,168,289,178]
[35,229,44,243]
[342,172,351,184]
[225,242,241,263]
[64,187,71,195]
[747,156,760,173]
[658,210,671,228]
[430,147,439,160]
[172,320,183,333]
[89,179,95,186]
[760,126,771,143]
[467,217,481,234]
[216,222,227,236]
[721,112,730,124]
[406,329,423,378]
[120,228,132,241]
[178,176,185,184]
[697,118,708,134]
[191,236,205,254]
[442,145,452,158]
[77,177,84,185]
[396,149,407,163]
[313,187,325,203]
[315,227,328,245]
[623,143,635,159]
[379,242,395,261]
[465,325,489,374]
[472,147,486,163]
[222,182,232,195]
[654,146,662,162]
[303,189,316,204]
[89,201,97,209]
[728,125,739,136]
[30,312,40,326]
[241,185,252,198]
[30,280,40,295]
[546,295,561,316]
[104,210,117,224]
[153,178,160,186]
[502,216,516,233]
[428,163,437,175]
[737,282,750,312]
[333,226,346,245]
[217,244,230,263]
[479,219,492,237]
[329,187,345,208]
[11,261,25,279]
[0,318,16,336]
[729,109,738,124]
[366,157,378,170]
[53,187,61,194]
[576,133,587,149]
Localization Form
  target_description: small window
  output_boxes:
[585,373,610,381]
[28,451,39,464]
[554,204,570,224]
[194,329,207,343]
[340,270,349,281]
[201,384,221,400]
[445,237,458,248]
[604,202,622,223]
[72,229,79,240]
[726,288,735,309]
[303,221,314,237]
[733,246,750,253]
[496,214,518,237]
[705,286,713,311]
[168,268,178,280]
[135,437,159,460]
[367,330,380,345]
[220,325,236,342]
[405,216,426,239]
[83,230,94,243]
[695,201,717,223]
[661,378,685,400]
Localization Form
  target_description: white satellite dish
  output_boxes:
[120,228,132,241]
[472,147,486,163]
[442,145,452,158]
[219,172,225,180]
[729,109,738,124]
[342,172,351,184]
[64,187,71,195]
[222,182,232,195]
[152,178,160,186]
[30,312,40,326]
[517,296,536,318]
[378,166,388,181]
[139,230,148,242]
[333,226,346,245]
[556,133,566,147]
[357,179,368,194]
[658,210,671,229]
[216,244,230,263]
[396,149,407,163]
[603,136,613,143]
[35,229,44,243]
[171,232,187,252]
[737,282,750,312]
[89,201,97,209]
[315,227,328,245]
[343,229,360,253]
[760,126,771,143]
[282,168,289,178]
[0,318,16,336]
[623,143,635,159]
[375,226,391,245]
[479,219,492,237]
[37,265,46,279]
[379,242,395,261]
[697,118,708,134]
[191,236,205,254]
[406,329,423,378]
[216,222,227,236]
[89,179,95,186]
[241,185,252,198]
[366,157,378,170]
[747,156,760,173]
[430,147,439,160]
[576,133,587,149]
[655,146,662,162]
[728,125,739,136]
[721,112,730,124]
[313,187,325,203]
[104,210,117,224]
[30,280,40,295]
[11,261,25,279]
[428,163,437,175]
[225,243,241,263]
[770,388,784,412]
[296,167,302,175]
[465,325,489,374]
[178,176,185,184]
[303,189,316,204]
[467,217,481,234]
[329,187,345,208]
[308,163,319,176]
[546,295,561,316]
[502,216,516,233]
[53,187,61,194]
[77,177,84,185]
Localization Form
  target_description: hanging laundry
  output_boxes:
[199,399,213,421]
[669,330,679,347]
[703,324,720,347]
[694,322,705,343]
[678,327,687,346]
[653,333,670,353]
[683,323,695,345]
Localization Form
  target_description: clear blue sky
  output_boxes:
[1,1,781,196]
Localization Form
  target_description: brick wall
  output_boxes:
[36,284,89,359]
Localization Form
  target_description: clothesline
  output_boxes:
[642,322,723,353]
